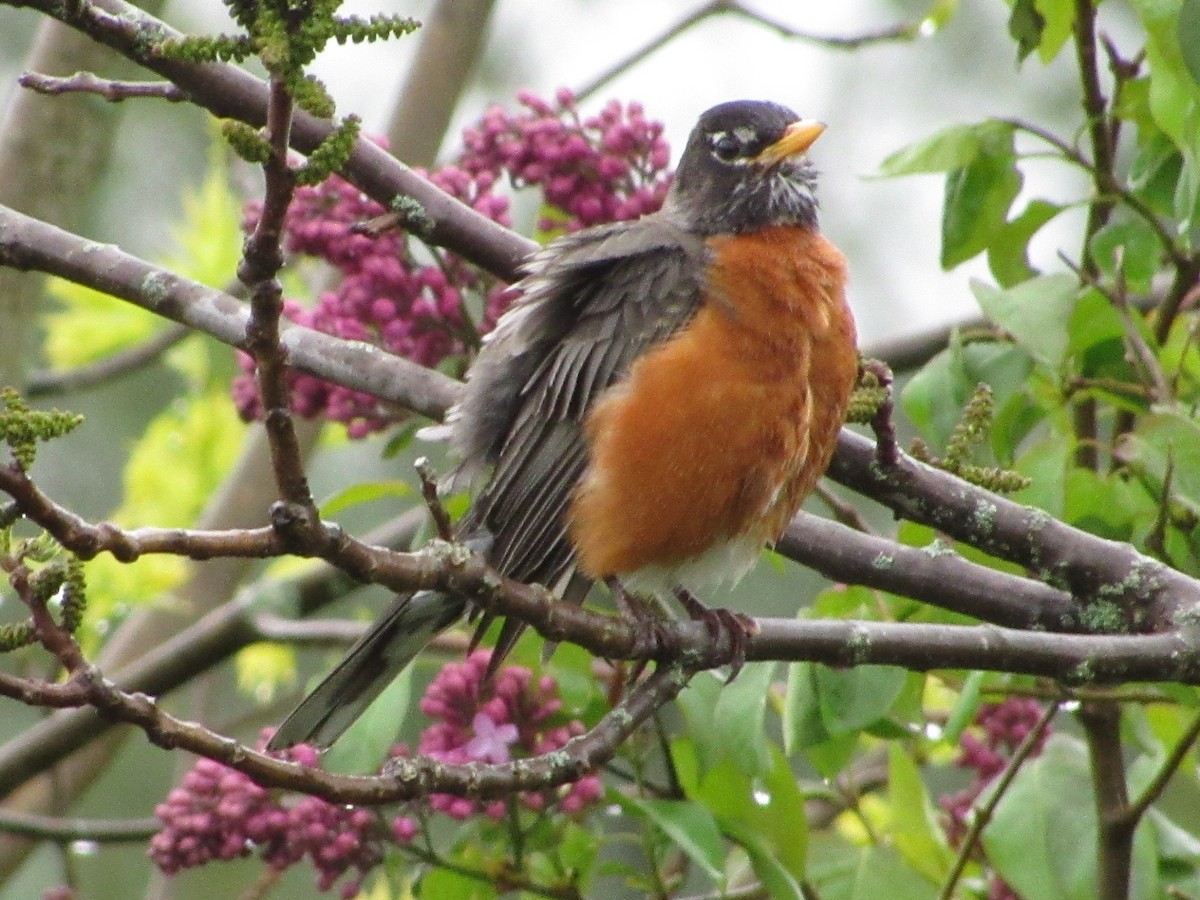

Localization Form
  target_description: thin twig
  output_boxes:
[402,843,581,900]
[415,456,454,540]
[25,323,191,398]
[676,884,768,900]
[0,809,159,842]
[998,117,1185,267]
[812,484,876,534]
[1122,710,1200,824]
[938,700,1059,900]
[18,70,186,102]
[241,76,312,509]
[574,0,920,102]
[1079,701,1132,900]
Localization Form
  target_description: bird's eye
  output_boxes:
[710,133,742,162]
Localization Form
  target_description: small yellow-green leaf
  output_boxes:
[235,642,297,702]
[319,480,412,517]
[971,273,1078,369]
[888,743,954,883]
[616,796,726,884]
[877,123,989,177]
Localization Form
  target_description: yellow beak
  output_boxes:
[755,119,826,167]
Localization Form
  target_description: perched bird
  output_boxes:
[269,99,858,751]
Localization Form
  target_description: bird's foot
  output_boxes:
[673,588,758,680]
[606,577,676,684]
[415,457,456,541]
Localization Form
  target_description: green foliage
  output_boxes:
[846,363,891,424]
[160,2,415,182]
[82,388,245,631]
[221,119,272,164]
[16,1,1200,898]
[908,383,1033,493]
[0,389,83,470]
[295,113,361,185]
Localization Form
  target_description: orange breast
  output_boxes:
[567,226,858,580]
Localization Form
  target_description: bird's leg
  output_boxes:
[672,588,758,680]
[855,357,899,468]
[415,457,456,541]
[605,576,675,683]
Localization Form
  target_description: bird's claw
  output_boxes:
[606,578,678,685]
[674,589,759,679]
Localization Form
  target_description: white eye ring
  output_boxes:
[709,132,741,162]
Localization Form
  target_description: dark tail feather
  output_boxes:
[267,591,467,750]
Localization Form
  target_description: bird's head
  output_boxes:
[664,100,825,235]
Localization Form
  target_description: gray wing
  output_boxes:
[452,214,709,591]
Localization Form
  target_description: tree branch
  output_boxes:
[5,0,533,281]
[0,809,159,842]
[24,322,190,397]
[17,70,184,102]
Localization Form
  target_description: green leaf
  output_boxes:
[616,797,726,884]
[82,390,246,627]
[877,123,994,177]
[1090,218,1165,293]
[1068,288,1132,379]
[988,199,1063,287]
[1033,0,1075,62]
[677,671,732,773]
[1063,468,1153,540]
[784,661,826,755]
[666,665,775,778]
[971,274,1078,369]
[1116,411,1200,514]
[942,670,984,744]
[985,734,1098,900]
[420,864,496,900]
[1008,0,1044,62]
[942,125,1021,268]
[691,744,809,896]
[322,664,413,774]
[161,138,244,288]
[724,822,804,900]
[901,337,1034,450]
[808,836,941,900]
[235,642,296,703]
[816,665,908,735]
[318,479,411,517]
[1133,0,1200,222]
[1012,432,1073,517]
[712,662,775,775]
[43,280,165,369]
[1179,0,1200,88]
[757,743,810,880]
[888,743,954,883]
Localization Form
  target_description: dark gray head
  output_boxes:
[664,100,824,235]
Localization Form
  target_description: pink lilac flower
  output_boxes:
[460,87,671,234]
[233,91,672,438]
[149,730,382,898]
[152,656,602,889]
[938,699,1052,897]
[233,160,512,438]
[411,650,603,821]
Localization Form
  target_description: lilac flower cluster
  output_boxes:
[390,650,602,838]
[939,698,1052,900]
[461,88,672,234]
[233,91,672,438]
[232,162,512,438]
[149,735,381,898]
[152,656,600,892]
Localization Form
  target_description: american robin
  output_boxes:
[269,99,859,750]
